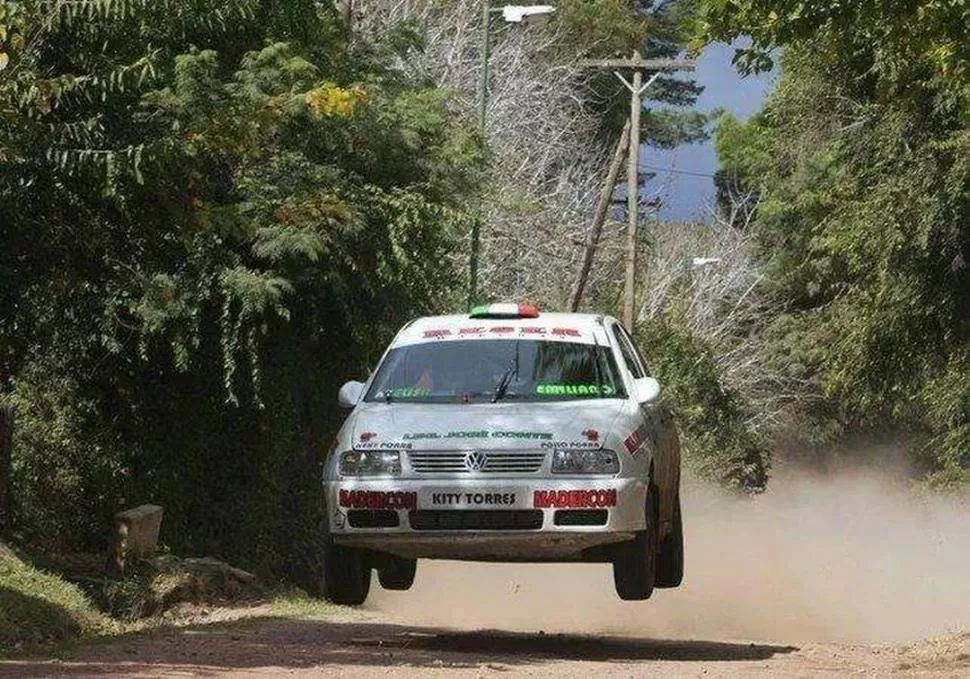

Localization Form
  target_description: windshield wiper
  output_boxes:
[491,341,519,403]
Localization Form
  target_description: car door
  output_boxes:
[611,323,679,526]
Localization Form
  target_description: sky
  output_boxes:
[638,41,778,222]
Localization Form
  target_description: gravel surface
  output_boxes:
[3,609,969,678]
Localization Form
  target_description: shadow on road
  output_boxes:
[0,618,799,676]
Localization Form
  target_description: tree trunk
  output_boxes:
[569,118,631,312]
[0,406,13,537]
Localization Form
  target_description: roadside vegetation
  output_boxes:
[702,0,970,486]
[0,543,112,652]
[0,537,340,655]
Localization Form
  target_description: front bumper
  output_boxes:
[326,477,647,561]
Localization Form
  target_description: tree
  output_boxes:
[704,3,970,484]
[354,0,710,307]
[0,0,479,571]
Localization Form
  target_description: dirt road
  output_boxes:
[2,607,969,678]
[5,470,970,677]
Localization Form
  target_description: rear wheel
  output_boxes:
[612,483,659,600]
[656,492,684,588]
[378,556,417,591]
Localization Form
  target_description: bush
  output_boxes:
[102,556,262,621]
[637,314,770,491]
[3,362,127,552]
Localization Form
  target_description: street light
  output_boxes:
[502,5,556,23]
[468,2,556,310]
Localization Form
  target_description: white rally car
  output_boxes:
[324,303,683,604]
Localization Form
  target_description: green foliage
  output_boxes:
[0,544,112,652]
[695,0,970,106]
[710,12,970,480]
[637,315,770,491]
[546,0,710,145]
[2,365,127,551]
[0,0,477,576]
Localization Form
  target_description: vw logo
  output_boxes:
[464,451,488,472]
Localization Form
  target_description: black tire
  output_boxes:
[655,492,684,588]
[321,541,371,606]
[612,483,659,601]
[378,556,417,591]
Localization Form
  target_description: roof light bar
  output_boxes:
[469,303,540,319]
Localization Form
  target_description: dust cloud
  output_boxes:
[366,468,970,645]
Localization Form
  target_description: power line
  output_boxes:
[638,164,717,179]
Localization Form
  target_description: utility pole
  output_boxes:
[623,63,645,331]
[468,0,492,311]
[577,53,695,330]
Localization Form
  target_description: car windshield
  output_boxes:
[364,339,626,403]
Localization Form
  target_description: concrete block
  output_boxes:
[106,504,164,576]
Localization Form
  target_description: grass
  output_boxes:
[0,543,114,654]
[270,588,340,619]
[0,543,344,659]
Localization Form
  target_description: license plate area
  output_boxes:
[420,488,529,509]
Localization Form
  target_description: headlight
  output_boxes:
[340,450,401,476]
[551,448,619,474]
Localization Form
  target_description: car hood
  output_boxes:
[349,400,626,451]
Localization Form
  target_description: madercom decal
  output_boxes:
[339,490,417,510]
[533,489,617,508]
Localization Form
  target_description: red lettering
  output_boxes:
[338,490,417,510]
[533,489,617,509]
[490,326,514,334]
[459,327,485,335]
[551,328,581,337]
[624,425,648,455]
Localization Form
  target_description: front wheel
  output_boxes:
[321,541,371,606]
[378,556,417,591]
[655,492,684,588]
[612,483,659,600]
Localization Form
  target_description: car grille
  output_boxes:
[409,510,543,531]
[347,510,400,528]
[408,451,545,474]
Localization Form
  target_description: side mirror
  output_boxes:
[338,380,365,409]
[633,377,661,405]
